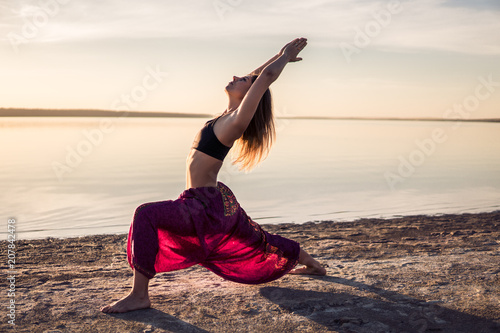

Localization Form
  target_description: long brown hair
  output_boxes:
[231,75,275,171]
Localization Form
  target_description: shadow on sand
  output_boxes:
[260,275,499,333]
[108,308,209,333]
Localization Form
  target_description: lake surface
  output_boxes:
[1,117,499,239]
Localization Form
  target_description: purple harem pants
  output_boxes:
[127,182,300,284]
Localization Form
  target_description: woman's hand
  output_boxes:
[279,38,307,62]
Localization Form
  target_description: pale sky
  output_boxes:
[1,0,499,119]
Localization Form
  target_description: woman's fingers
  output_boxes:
[289,37,307,48]
[280,38,307,62]
[284,38,307,61]
[292,39,307,52]
[293,37,307,45]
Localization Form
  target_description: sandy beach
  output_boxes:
[1,212,499,333]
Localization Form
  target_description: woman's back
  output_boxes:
[186,148,224,189]
[186,114,235,189]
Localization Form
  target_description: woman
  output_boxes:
[101,38,325,313]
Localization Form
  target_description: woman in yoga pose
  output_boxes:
[101,37,325,313]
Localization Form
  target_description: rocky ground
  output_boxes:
[1,212,499,332]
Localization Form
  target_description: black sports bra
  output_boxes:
[192,116,232,161]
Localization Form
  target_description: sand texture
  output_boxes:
[1,212,499,332]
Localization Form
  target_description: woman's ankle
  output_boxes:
[130,288,149,299]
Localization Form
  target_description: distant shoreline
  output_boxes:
[1,108,499,123]
[0,108,211,118]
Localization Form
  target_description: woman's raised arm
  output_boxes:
[226,38,307,139]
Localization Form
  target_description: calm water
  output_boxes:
[1,117,499,239]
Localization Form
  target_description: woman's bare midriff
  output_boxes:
[186,149,224,189]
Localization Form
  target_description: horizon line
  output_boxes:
[1,108,499,123]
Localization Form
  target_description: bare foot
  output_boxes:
[289,264,327,276]
[100,292,151,313]
[289,249,327,276]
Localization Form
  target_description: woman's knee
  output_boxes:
[133,203,155,226]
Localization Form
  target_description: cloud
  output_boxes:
[1,0,499,55]
[374,0,500,54]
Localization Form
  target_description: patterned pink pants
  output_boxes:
[127,182,300,284]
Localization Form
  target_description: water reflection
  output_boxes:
[1,117,499,239]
